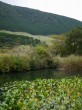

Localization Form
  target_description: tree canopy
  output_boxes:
[65,27,82,55]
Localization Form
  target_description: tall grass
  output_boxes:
[60,55,82,72]
[0,46,59,73]
[0,55,30,73]
[0,45,82,73]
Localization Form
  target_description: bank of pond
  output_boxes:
[0,54,82,73]
[0,53,82,110]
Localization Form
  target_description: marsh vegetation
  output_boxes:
[0,27,82,110]
[0,77,82,110]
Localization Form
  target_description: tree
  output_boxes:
[65,27,82,55]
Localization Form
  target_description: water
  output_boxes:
[0,69,82,85]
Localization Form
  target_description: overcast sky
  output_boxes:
[0,0,82,21]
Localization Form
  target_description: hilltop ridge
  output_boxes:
[0,1,82,35]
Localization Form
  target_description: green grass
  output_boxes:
[51,34,66,41]
[0,30,54,45]
[0,31,43,48]
[0,76,82,110]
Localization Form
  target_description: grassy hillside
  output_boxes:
[0,31,43,48]
[0,30,54,45]
[0,1,82,35]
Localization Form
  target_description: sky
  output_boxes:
[0,0,82,21]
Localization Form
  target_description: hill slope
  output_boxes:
[0,30,54,46]
[0,31,43,48]
[0,1,82,35]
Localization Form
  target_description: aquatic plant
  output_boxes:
[0,77,82,110]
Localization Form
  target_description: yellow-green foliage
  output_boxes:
[51,34,66,41]
[0,45,82,73]
[0,55,11,73]
[48,34,66,55]
[0,45,59,73]
[0,55,30,73]
[35,46,57,68]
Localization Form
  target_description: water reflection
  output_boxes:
[0,69,82,85]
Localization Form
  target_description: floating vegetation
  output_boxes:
[0,76,82,110]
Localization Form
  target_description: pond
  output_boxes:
[0,69,82,86]
[0,69,82,110]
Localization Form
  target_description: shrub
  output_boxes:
[29,54,41,69]
[36,45,48,57]
[0,54,30,73]
[11,56,30,72]
[65,27,82,55]
[52,57,59,68]
[0,55,11,73]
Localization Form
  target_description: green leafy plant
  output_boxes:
[0,77,82,110]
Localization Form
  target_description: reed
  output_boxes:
[60,55,82,72]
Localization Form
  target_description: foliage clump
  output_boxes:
[51,27,82,56]
[0,45,59,73]
[65,27,82,55]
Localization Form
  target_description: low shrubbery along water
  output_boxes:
[0,46,59,73]
[0,50,82,73]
